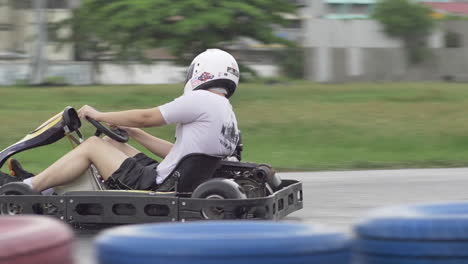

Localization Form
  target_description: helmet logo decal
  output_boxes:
[198,72,215,82]
[191,72,214,88]
[227,67,239,77]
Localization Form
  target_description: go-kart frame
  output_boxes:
[0,179,302,227]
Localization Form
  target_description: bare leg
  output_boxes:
[31,137,129,191]
[102,136,140,157]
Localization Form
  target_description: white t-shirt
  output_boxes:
[157,90,239,184]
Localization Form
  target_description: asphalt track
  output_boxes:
[74,168,468,264]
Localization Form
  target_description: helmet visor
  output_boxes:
[185,63,195,83]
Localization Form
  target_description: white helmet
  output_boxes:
[183,49,240,98]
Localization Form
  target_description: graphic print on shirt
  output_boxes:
[219,113,239,152]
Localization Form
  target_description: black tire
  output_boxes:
[0,182,38,195]
[191,178,247,219]
[0,183,39,215]
[192,178,247,200]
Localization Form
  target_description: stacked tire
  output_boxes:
[353,201,468,264]
[96,221,350,264]
[0,215,74,264]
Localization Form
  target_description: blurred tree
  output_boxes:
[57,0,297,73]
[372,0,435,64]
[276,46,304,79]
[56,6,115,83]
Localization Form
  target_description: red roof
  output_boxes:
[422,2,468,15]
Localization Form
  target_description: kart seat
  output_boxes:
[156,154,222,193]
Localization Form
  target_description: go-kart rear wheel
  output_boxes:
[201,194,226,219]
[191,178,247,220]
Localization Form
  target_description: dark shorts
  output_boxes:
[105,153,159,191]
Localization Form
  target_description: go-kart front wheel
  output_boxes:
[0,182,38,215]
[0,182,37,196]
[191,178,247,220]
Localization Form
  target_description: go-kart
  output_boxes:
[0,107,303,227]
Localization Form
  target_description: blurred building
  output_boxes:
[3,0,467,84]
[304,0,468,82]
[0,0,305,85]
[0,0,73,61]
[318,0,467,19]
[424,1,468,17]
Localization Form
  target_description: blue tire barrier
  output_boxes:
[96,221,351,264]
[0,215,74,264]
[354,238,468,257]
[352,253,468,264]
[352,201,468,264]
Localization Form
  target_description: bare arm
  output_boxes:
[127,128,173,158]
[78,105,172,157]
[98,108,166,128]
[79,106,167,128]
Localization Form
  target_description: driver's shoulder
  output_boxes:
[181,90,222,104]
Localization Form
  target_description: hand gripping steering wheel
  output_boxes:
[86,117,129,143]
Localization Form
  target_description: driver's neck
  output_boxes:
[208,88,227,97]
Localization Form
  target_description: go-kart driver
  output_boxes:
[0,49,240,194]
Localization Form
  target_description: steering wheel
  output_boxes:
[86,117,129,143]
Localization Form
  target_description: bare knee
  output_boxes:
[86,136,104,144]
[102,136,122,146]
[79,136,113,160]
[80,136,105,151]
[102,136,139,157]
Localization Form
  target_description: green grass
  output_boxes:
[2,82,468,173]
